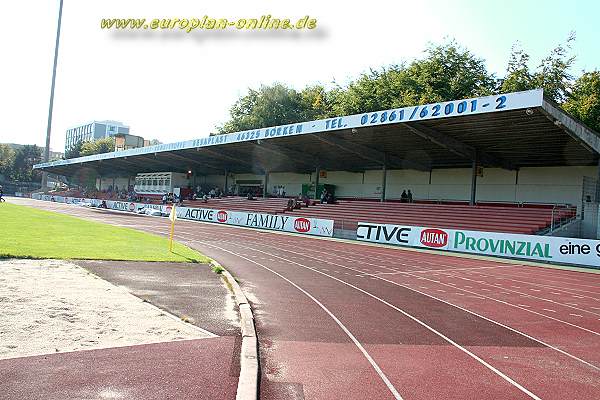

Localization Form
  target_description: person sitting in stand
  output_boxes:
[325,191,335,204]
[286,198,294,211]
[301,193,310,207]
[320,189,328,204]
[401,190,408,203]
[407,189,413,203]
[247,191,255,201]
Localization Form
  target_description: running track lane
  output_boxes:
[13,199,600,400]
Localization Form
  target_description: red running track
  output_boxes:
[12,199,600,400]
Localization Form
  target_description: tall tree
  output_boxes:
[0,144,16,178]
[563,71,600,132]
[333,41,495,114]
[500,33,576,102]
[500,43,536,93]
[80,137,115,156]
[219,84,305,133]
[299,85,335,120]
[65,140,83,159]
[534,32,576,102]
[11,145,42,182]
[403,41,496,103]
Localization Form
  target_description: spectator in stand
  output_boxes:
[301,193,310,207]
[161,194,167,205]
[0,185,4,202]
[286,198,294,211]
[247,191,256,201]
[325,191,335,204]
[401,190,408,203]
[320,189,328,204]
[209,188,216,198]
[407,190,413,203]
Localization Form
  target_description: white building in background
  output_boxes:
[64,120,130,153]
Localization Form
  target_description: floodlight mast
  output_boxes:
[41,0,64,190]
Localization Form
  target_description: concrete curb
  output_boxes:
[210,260,258,400]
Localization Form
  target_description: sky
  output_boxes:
[0,0,598,153]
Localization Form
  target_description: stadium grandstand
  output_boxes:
[34,89,600,241]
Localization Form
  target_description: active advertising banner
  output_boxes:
[177,206,334,237]
[357,222,600,268]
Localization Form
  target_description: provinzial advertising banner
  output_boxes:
[357,222,600,268]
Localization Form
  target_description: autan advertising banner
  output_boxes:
[357,222,600,268]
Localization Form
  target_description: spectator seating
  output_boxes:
[283,200,576,234]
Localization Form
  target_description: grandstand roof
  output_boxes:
[34,89,600,176]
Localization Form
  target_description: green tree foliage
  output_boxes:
[219,83,324,133]
[500,34,576,102]
[0,144,16,178]
[403,41,496,103]
[563,71,600,132]
[499,43,535,93]
[299,85,335,120]
[331,65,410,115]
[64,140,83,159]
[217,36,598,135]
[324,41,495,115]
[80,137,115,157]
[11,145,42,182]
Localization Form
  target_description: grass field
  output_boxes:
[0,202,209,263]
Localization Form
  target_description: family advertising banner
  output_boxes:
[357,222,600,268]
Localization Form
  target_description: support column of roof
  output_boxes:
[381,155,387,203]
[314,165,320,200]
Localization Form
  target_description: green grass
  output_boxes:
[0,202,209,263]
[211,264,225,274]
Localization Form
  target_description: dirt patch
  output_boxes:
[0,259,212,360]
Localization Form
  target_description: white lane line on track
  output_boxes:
[259,237,600,336]
[197,242,404,400]
[193,225,600,341]
[436,270,600,300]
[204,233,600,373]
[205,241,545,399]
